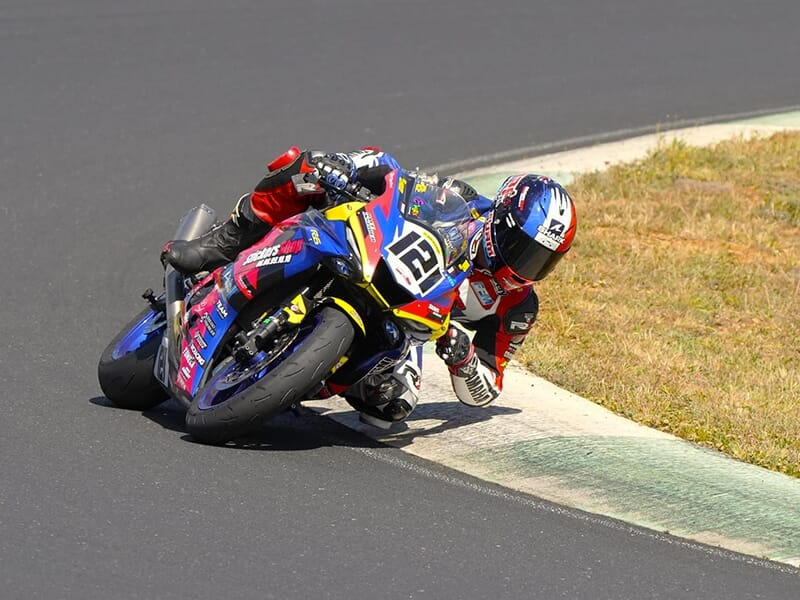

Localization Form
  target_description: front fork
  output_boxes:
[231,284,367,363]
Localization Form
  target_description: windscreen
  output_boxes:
[401,176,473,268]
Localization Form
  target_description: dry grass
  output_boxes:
[515,131,800,477]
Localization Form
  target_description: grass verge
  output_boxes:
[514,131,800,478]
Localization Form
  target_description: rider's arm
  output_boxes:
[248,150,329,226]
[249,147,400,225]
[441,287,539,407]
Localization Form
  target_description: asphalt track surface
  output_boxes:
[1,2,799,598]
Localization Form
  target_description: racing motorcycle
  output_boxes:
[98,168,477,444]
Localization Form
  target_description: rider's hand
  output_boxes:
[309,152,357,195]
[436,325,474,371]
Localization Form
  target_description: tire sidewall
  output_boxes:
[98,307,168,410]
[185,306,355,444]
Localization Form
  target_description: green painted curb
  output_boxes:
[741,110,800,127]
[466,436,800,564]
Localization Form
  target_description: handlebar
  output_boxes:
[303,171,374,203]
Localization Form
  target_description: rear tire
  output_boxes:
[185,306,354,444]
[98,308,168,410]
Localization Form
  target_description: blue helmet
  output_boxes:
[480,174,577,290]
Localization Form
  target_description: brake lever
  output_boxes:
[348,181,374,202]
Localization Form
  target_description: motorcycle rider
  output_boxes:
[163,147,577,429]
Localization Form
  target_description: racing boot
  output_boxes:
[343,347,422,429]
[162,194,271,274]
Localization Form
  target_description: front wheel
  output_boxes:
[185,306,355,444]
[98,307,168,410]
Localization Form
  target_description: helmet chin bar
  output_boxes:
[476,221,533,292]
[492,263,533,293]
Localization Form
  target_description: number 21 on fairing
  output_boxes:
[385,224,445,296]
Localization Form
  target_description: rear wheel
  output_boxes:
[98,307,168,410]
[185,306,355,444]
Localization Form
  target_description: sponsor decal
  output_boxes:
[535,220,566,251]
[310,228,321,245]
[255,253,292,267]
[464,371,499,404]
[182,347,195,368]
[483,211,496,257]
[215,298,229,319]
[509,320,530,332]
[470,281,494,306]
[193,330,208,349]
[242,239,303,267]
[189,342,206,366]
[200,313,216,337]
[505,308,535,332]
[421,229,438,250]
[180,366,192,380]
[488,277,505,296]
[361,212,378,243]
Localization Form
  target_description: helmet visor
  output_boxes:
[493,219,565,282]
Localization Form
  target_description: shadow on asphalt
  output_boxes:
[88,396,385,452]
[385,401,522,446]
[89,396,521,451]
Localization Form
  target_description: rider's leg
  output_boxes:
[344,347,423,429]
[161,147,320,275]
[162,193,270,274]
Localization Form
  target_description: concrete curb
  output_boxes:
[306,111,800,568]
[458,113,800,190]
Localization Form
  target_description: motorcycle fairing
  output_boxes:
[347,171,473,338]
[174,279,238,396]
[232,210,351,302]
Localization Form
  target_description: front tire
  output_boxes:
[98,307,168,410]
[186,306,355,444]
